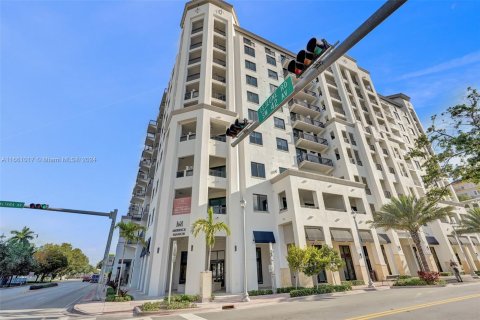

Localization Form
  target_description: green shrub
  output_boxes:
[141,301,162,311]
[393,278,427,286]
[439,272,452,276]
[475,271,480,276]
[106,287,115,296]
[290,288,316,297]
[141,299,196,311]
[29,283,58,290]
[248,289,273,296]
[277,286,304,293]
[163,294,200,303]
[341,280,365,286]
[398,275,412,280]
[105,294,133,302]
[289,285,352,297]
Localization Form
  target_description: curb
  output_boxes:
[390,285,447,289]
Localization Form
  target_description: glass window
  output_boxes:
[251,162,266,178]
[248,109,258,121]
[247,91,259,104]
[266,55,276,66]
[276,138,289,151]
[244,37,254,46]
[253,194,268,211]
[208,197,226,214]
[270,84,278,94]
[274,117,285,129]
[246,75,258,87]
[244,45,255,57]
[279,167,287,173]
[249,131,263,145]
[268,69,278,80]
[245,60,256,71]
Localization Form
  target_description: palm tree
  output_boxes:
[9,227,35,244]
[456,207,480,234]
[370,195,454,272]
[115,221,145,295]
[191,207,231,271]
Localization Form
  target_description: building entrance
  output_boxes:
[209,250,225,288]
[340,245,357,280]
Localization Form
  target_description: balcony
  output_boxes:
[142,146,154,159]
[188,57,201,65]
[140,159,152,171]
[186,73,200,82]
[295,132,328,153]
[176,169,194,178]
[145,133,155,147]
[137,172,149,186]
[212,92,226,102]
[369,144,375,151]
[190,41,202,50]
[376,163,382,171]
[147,120,157,134]
[210,134,226,142]
[291,114,325,134]
[213,42,226,52]
[288,99,321,118]
[213,57,226,67]
[214,27,226,36]
[191,26,203,34]
[210,205,227,215]
[212,74,226,83]
[180,133,196,142]
[297,154,334,173]
[209,168,226,178]
[132,190,146,203]
[295,89,318,103]
[384,191,392,199]
[184,91,199,100]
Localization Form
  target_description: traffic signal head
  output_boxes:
[226,118,249,138]
[285,37,331,77]
[30,203,49,209]
[307,38,330,57]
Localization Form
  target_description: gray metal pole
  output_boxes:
[95,209,117,301]
[240,199,250,302]
[231,0,407,147]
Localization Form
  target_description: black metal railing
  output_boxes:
[212,74,226,83]
[191,26,203,34]
[297,154,333,167]
[184,91,199,100]
[188,57,201,65]
[288,99,321,113]
[190,42,202,49]
[214,28,226,36]
[180,133,196,142]
[212,92,226,101]
[186,73,200,81]
[291,114,325,128]
[294,132,328,146]
[214,42,226,52]
[209,168,226,178]
[213,58,226,66]
[211,135,226,142]
[176,169,194,178]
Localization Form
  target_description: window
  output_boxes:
[274,117,285,129]
[250,131,263,145]
[245,60,256,71]
[248,108,258,121]
[268,69,278,80]
[243,37,254,46]
[208,197,226,214]
[394,112,400,120]
[253,194,268,211]
[247,91,259,104]
[279,167,287,173]
[269,84,278,94]
[246,75,258,87]
[399,124,405,131]
[409,128,415,135]
[276,138,289,151]
[251,162,266,178]
[244,45,255,57]
[266,55,276,66]
[256,248,263,284]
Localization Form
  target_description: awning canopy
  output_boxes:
[470,237,480,246]
[330,229,354,242]
[448,236,458,245]
[359,230,374,243]
[305,227,325,241]
[253,231,276,243]
[426,236,439,245]
[458,236,470,245]
[378,233,391,244]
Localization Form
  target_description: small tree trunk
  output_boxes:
[410,230,430,272]
[331,270,336,285]
[206,246,212,272]
[295,271,298,289]
[40,274,45,282]
[116,243,127,296]
[7,276,13,287]
[35,274,40,282]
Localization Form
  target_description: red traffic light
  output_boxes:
[285,37,331,78]
[29,203,49,209]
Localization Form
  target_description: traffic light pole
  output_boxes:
[231,0,407,147]
[21,204,118,301]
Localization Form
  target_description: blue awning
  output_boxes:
[426,236,439,245]
[253,231,276,243]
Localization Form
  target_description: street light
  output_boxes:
[451,224,479,279]
[351,210,375,288]
[240,198,250,302]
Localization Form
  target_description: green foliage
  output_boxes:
[303,246,328,279]
[29,282,58,290]
[341,280,365,286]
[141,299,197,311]
[439,272,452,276]
[456,208,480,234]
[407,87,480,200]
[318,246,344,273]
[191,207,231,270]
[286,245,306,289]
[0,239,36,281]
[393,278,428,286]
[457,194,471,201]
[248,289,273,296]
[34,244,68,281]
[141,301,162,311]
[163,294,200,303]
[56,243,91,277]
[9,227,36,244]
[370,195,454,272]
[289,284,351,297]
[276,286,304,293]
[105,294,133,302]
[474,271,480,276]
[398,275,412,279]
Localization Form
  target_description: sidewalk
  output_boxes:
[73,282,390,316]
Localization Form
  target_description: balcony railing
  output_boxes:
[190,42,202,50]
[184,91,199,100]
[213,58,226,66]
[302,89,317,97]
[297,154,333,167]
[180,133,196,142]
[212,74,226,83]
[288,99,321,113]
[211,134,226,142]
[214,28,226,36]
[334,108,346,115]
[210,205,227,214]
[294,132,328,146]
[291,114,325,128]
[191,26,203,34]
[176,169,194,178]
[214,42,226,52]
[212,92,226,101]
[376,164,382,171]
[209,168,226,178]
[188,57,201,65]
[369,144,375,151]
[186,73,200,82]
[384,191,392,199]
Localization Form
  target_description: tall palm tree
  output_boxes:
[191,207,231,271]
[9,227,35,244]
[370,195,454,272]
[115,221,145,295]
[456,207,480,234]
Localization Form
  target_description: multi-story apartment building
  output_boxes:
[453,181,480,200]
[111,0,480,297]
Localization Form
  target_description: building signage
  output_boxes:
[258,76,294,124]
[172,220,187,237]
[172,197,191,215]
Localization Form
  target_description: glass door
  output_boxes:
[340,245,357,280]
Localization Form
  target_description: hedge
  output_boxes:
[289,284,351,297]
[105,294,133,302]
[141,300,197,311]
[475,271,480,276]
[439,272,452,276]
[248,289,273,296]
[393,278,427,286]
[30,283,58,290]
[341,280,365,286]
[163,294,200,303]
[276,286,304,294]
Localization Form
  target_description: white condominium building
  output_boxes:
[111,0,480,297]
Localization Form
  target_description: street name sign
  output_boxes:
[0,201,25,208]
[257,76,294,124]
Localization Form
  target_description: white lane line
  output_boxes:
[179,313,208,320]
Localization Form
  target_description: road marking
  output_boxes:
[180,313,208,320]
[345,293,480,320]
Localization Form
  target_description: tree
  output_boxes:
[115,221,145,295]
[34,244,68,282]
[57,243,91,277]
[369,195,454,272]
[456,207,480,234]
[0,240,36,285]
[9,226,35,244]
[286,245,306,289]
[408,87,480,200]
[302,246,327,289]
[319,246,344,285]
[191,207,231,271]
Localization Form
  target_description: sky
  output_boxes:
[1,0,479,265]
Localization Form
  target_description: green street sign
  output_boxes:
[0,201,25,208]
[258,76,294,124]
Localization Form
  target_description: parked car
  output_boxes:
[82,275,92,282]
[90,274,100,283]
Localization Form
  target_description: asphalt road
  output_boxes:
[156,282,480,320]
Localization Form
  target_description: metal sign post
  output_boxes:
[168,240,178,304]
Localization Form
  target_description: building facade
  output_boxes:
[453,181,480,200]
[111,0,480,297]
